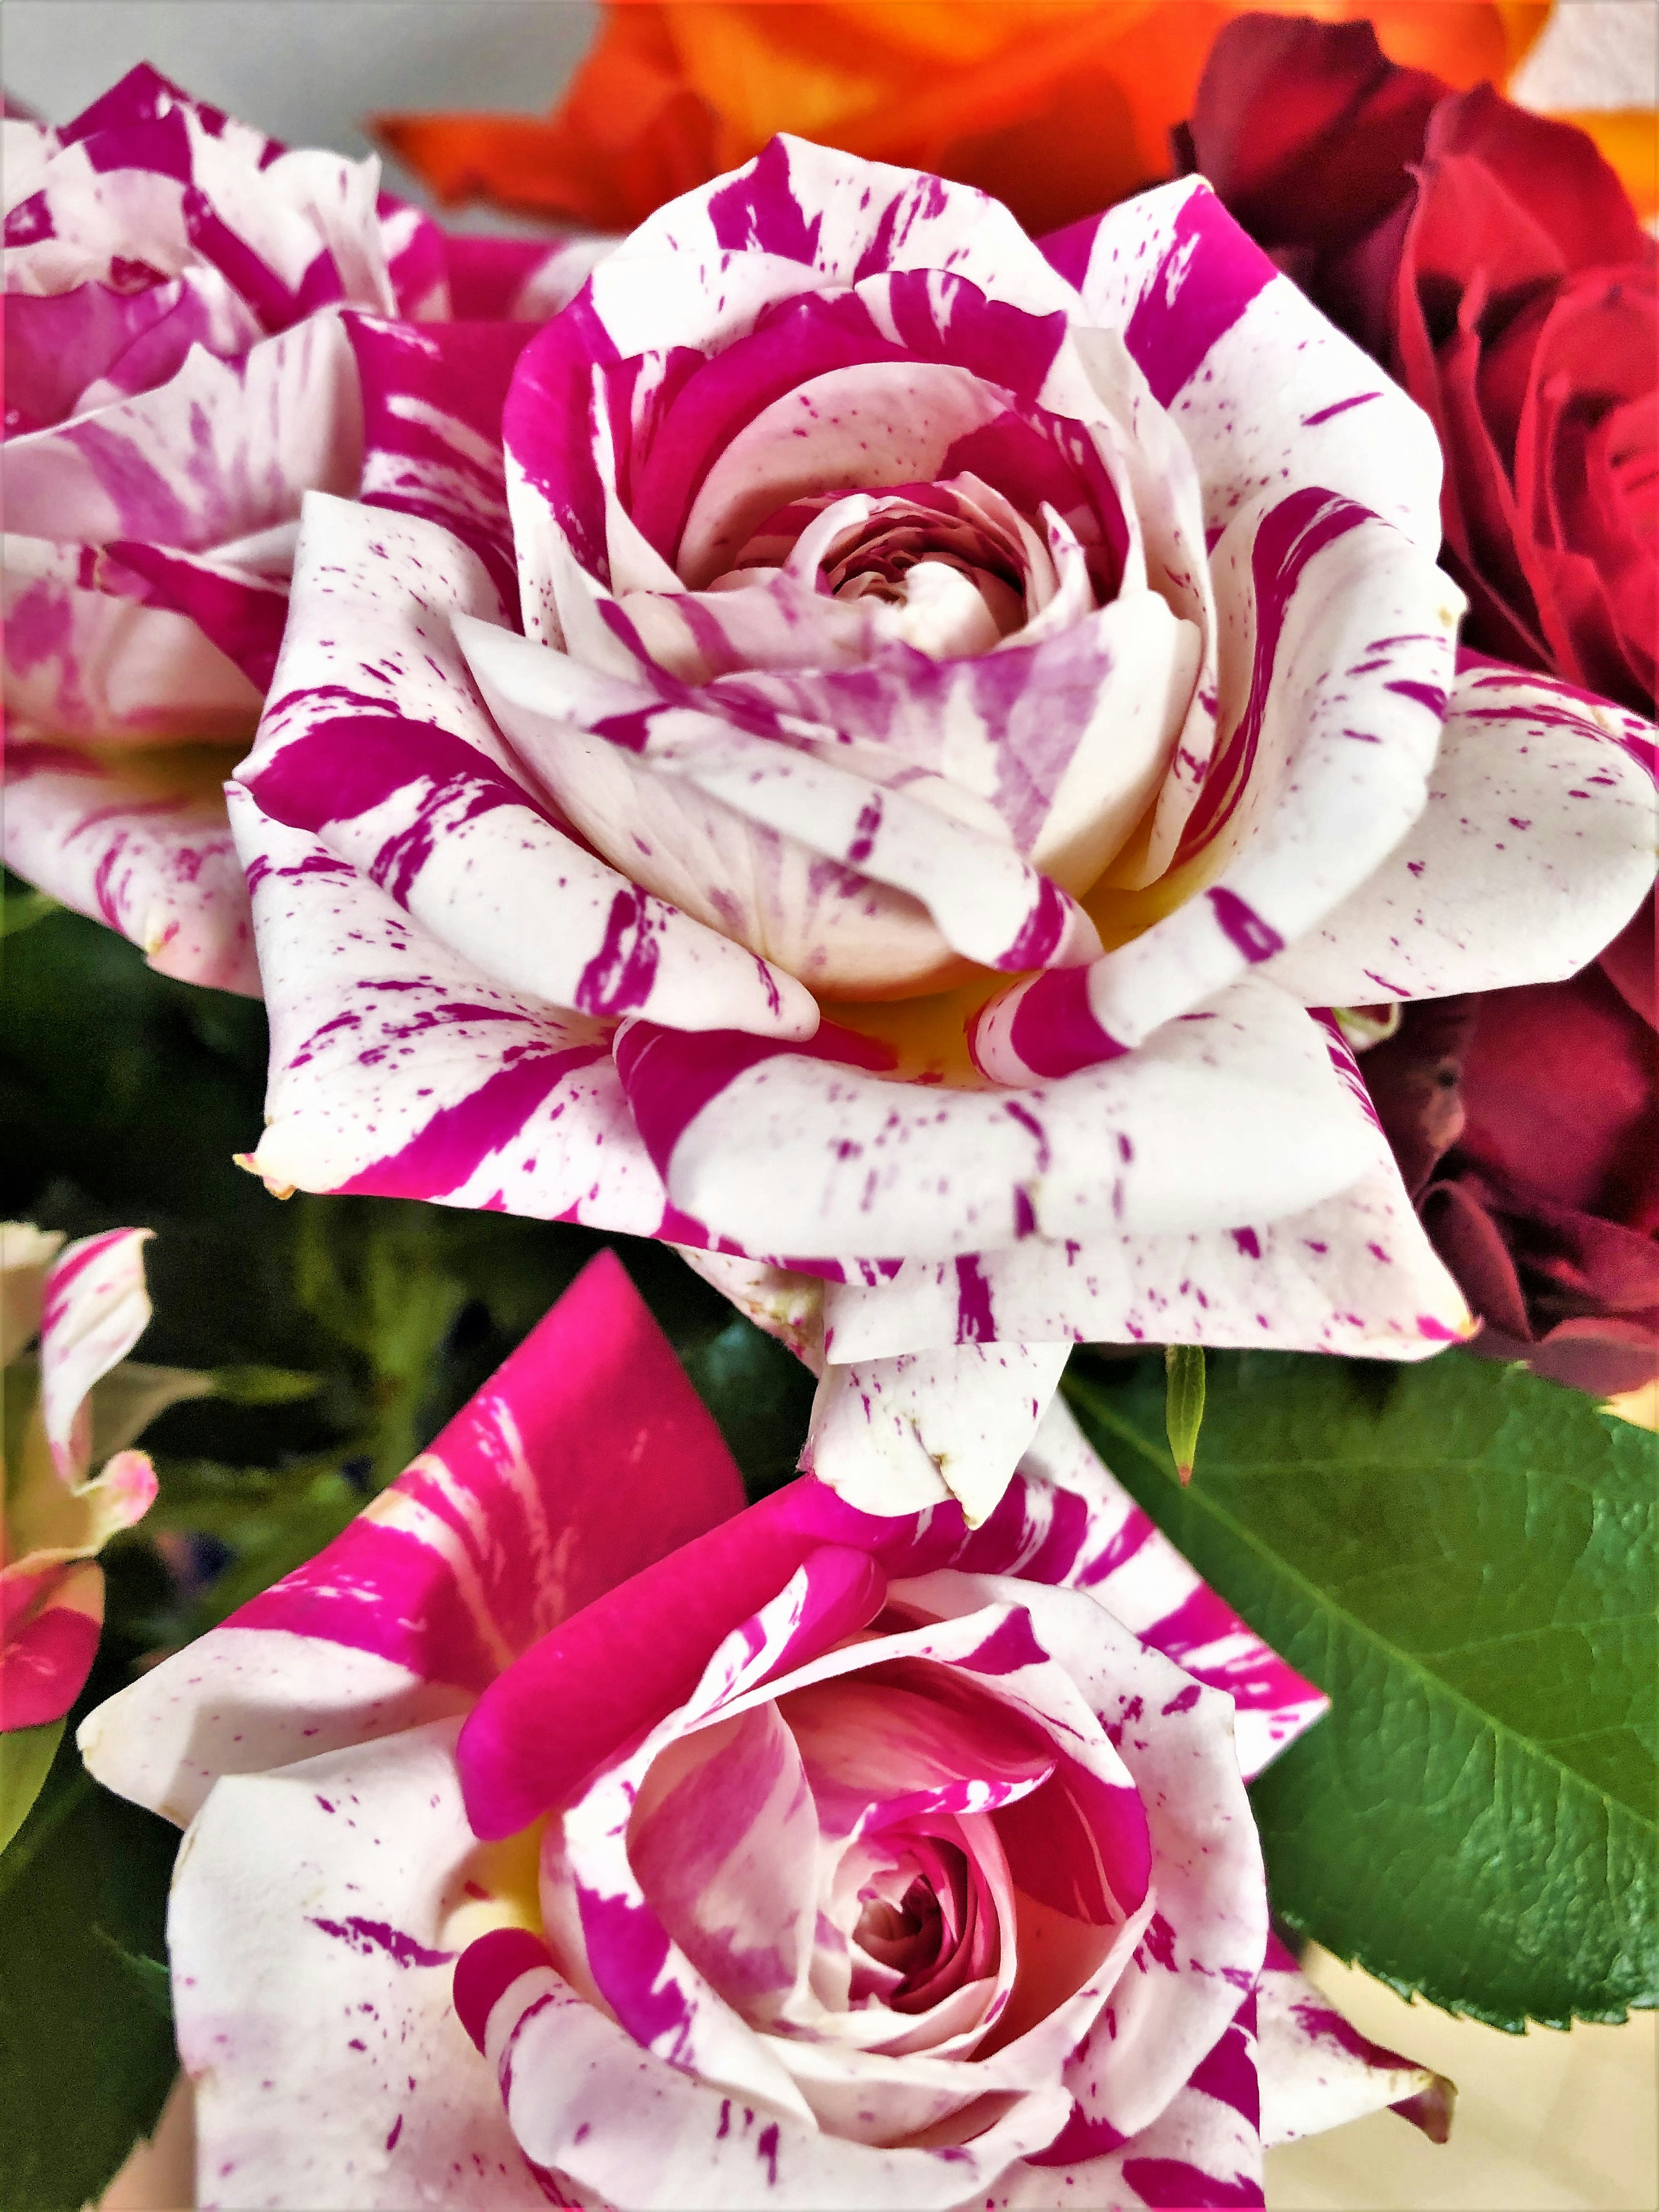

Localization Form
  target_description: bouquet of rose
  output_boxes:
[1,8,1652,2208]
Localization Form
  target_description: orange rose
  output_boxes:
[376,1,1552,239]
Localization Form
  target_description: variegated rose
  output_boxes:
[224,133,1656,1517]
[1,1221,207,1839]
[81,1252,1449,2212]
[1,65,600,992]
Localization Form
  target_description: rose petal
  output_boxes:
[1047,175,1443,556]
[229,791,665,1227]
[802,1340,1071,1523]
[1265,660,1659,1007]
[820,1021,1474,1363]
[1254,1935,1454,2148]
[236,493,818,1039]
[79,1249,744,1824]
[620,976,1373,1262]
[38,1227,154,1482]
[3,540,264,744]
[0,1556,105,1730]
[1,741,259,994]
[972,488,1462,1081]
[3,313,362,547]
[169,1719,547,2212]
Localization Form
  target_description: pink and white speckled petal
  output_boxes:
[477,1945,1069,2212]
[1,1557,108,1732]
[619,977,1370,1263]
[1,742,258,994]
[171,1720,549,2212]
[229,790,666,1227]
[235,494,817,1039]
[802,1340,1071,1522]
[3,546,264,744]
[1046,176,1442,556]
[971,493,1461,1083]
[3,314,362,549]
[1255,1938,1453,2148]
[820,1027,1472,1364]
[38,1227,156,1483]
[457,610,1100,982]
[993,1398,1328,1782]
[1265,661,1659,1008]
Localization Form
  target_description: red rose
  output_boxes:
[1180,13,1656,717]
[1362,896,1658,1395]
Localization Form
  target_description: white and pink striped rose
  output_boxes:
[1,1222,205,1774]
[81,1252,1449,2212]
[0,65,601,992]
[220,133,1657,1515]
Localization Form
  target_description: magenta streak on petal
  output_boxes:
[1416,1315,1463,1341]
[706,137,823,263]
[576,1885,693,2056]
[246,706,558,906]
[79,101,193,181]
[1076,1504,1156,1587]
[4,192,54,248]
[179,183,297,329]
[103,540,289,689]
[1037,212,1100,291]
[307,1916,455,1970]
[1230,1228,1261,1260]
[1384,679,1449,715]
[453,1928,555,2053]
[1188,2001,1261,2124]
[1180,486,1369,855]
[1001,963,1127,1079]
[1161,1684,1202,1717]
[336,1043,607,1201]
[1206,888,1284,963]
[756,2123,780,2188]
[1119,2158,1265,2209]
[1027,2105,1131,2167]
[614,1017,894,1178]
[954,1254,996,1343]
[961,1607,1047,1675]
[1301,393,1382,428]
[1124,188,1274,408]
[574,886,661,1017]
[998,874,1071,970]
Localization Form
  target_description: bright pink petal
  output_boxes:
[79,1250,744,1824]
[0,1558,103,1730]
[1,741,258,994]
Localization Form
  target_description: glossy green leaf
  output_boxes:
[0,1722,64,1856]
[1065,1348,1657,2030]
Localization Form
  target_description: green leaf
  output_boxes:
[0,1722,64,1856]
[0,887,57,940]
[1163,1343,1206,1484]
[682,1315,818,1502]
[90,1928,174,2024]
[0,1670,178,2211]
[208,1363,323,1405]
[1065,1348,1657,2030]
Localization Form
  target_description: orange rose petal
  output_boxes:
[1547,110,1659,221]
[378,0,1564,240]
